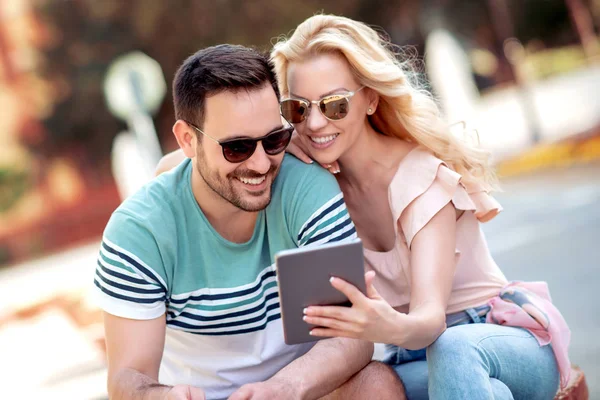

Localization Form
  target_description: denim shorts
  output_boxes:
[383,305,491,365]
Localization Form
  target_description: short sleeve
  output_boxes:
[93,210,168,320]
[390,148,502,248]
[283,158,357,247]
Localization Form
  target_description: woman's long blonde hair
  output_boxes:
[271,14,498,190]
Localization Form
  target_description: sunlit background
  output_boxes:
[0,0,598,398]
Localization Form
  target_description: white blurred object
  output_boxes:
[426,29,481,125]
[104,51,167,121]
[425,30,600,161]
[111,131,154,200]
[104,51,167,199]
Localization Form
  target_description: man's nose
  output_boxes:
[306,105,328,132]
[244,142,271,175]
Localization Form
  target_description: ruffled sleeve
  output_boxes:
[389,147,502,248]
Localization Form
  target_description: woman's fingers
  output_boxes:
[330,161,340,173]
[286,142,313,164]
[303,305,354,319]
[320,161,340,174]
[329,276,368,305]
[303,315,355,331]
[364,271,380,298]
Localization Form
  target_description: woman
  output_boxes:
[270,14,567,400]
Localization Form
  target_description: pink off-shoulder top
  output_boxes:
[363,146,508,314]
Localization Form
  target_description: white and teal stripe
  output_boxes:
[94,238,166,308]
[297,193,357,247]
[166,265,281,335]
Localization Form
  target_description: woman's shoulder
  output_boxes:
[388,145,453,211]
[388,145,502,247]
[393,145,446,174]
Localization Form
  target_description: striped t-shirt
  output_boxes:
[93,155,357,400]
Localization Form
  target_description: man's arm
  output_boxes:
[104,312,168,399]
[229,337,373,400]
[104,312,205,400]
[272,337,373,399]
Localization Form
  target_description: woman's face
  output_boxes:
[286,53,371,165]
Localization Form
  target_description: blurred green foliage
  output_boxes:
[525,45,590,79]
[0,167,31,213]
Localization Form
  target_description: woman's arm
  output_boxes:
[304,202,458,350]
[400,201,457,349]
[155,149,187,176]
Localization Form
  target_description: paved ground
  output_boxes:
[484,163,600,397]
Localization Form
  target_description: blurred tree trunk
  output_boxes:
[565,0,600,59]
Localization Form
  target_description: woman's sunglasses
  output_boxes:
[185,120,294,163]
[280,86,365,124]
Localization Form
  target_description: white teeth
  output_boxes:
[310,134,338,144]
[238,176,266,185]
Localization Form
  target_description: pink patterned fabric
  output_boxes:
[487,281,572,389]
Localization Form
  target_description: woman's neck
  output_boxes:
[337,122,404,191]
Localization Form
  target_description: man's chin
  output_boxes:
[229,173,276,211]
[237,199,271,212]
[239,189,272,211]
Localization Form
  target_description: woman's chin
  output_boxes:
[311,154,339,167]
[307,147,341,167]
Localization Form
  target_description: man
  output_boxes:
[94,44,403,400]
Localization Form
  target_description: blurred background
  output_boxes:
[0,0,598,398]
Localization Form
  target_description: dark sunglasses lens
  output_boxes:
[263,128,293,155]
[320,95,349,120]
[222,140,256,163]
[281,100,308,123]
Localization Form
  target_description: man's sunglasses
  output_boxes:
[185,120,294,163]
[280,86,365,124]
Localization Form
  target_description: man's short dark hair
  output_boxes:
[173,44,280,128]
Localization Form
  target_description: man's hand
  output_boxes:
[228,379,299,400]
[166,385,206,400]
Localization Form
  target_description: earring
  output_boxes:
[368,108,373,114]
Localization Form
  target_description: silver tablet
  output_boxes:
[275,238,366,345]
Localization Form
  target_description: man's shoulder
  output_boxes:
[274,155,339,195]
[268,155,343,225]
[270,156,354,247]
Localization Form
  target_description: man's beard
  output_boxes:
[195,153,279,212]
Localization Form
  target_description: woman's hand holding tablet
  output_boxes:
[275,239,366,344]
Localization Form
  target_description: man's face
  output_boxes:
[193,84,284,212]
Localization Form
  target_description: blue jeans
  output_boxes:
[384,307,559,400]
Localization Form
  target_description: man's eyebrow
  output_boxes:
[220,124,285,141]
[290,87,349,100]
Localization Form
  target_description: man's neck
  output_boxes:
[190,163,259,244]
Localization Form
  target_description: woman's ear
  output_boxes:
[366,88,379,115]
[173,120,197,158]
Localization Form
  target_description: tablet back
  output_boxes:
[275,239,366,344]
